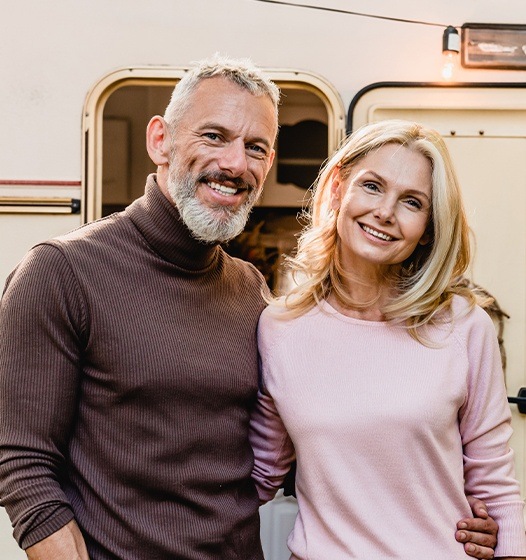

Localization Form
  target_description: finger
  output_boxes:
[457,517,498,535]
[467,496,489,518]
[472,504,489,519]
[462,542,495,559]
[456,529,497,549]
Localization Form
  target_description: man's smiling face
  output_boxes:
[167,76,277,243]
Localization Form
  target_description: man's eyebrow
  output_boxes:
[198,122,273,149]
[198,121,224,132]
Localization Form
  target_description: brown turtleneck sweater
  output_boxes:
[0,175,267,559]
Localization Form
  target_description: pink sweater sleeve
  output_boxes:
[249,311,295,504]
[249,388,296,503]
[459,305,526,557]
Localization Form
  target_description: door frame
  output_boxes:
[82,66,346,223]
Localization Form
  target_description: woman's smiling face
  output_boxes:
[330,143,432,276]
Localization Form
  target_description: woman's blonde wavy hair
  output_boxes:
[273,119,479,341]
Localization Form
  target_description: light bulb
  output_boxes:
[442,52,455,80]
[442,26,460,81]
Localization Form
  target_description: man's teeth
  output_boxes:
[362,225,394,241]
[209,181,238,196]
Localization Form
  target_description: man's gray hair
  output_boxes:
[163,53,280,130]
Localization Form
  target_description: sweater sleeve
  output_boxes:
[0,243,86,549]
[249,388,296,504]
[249,312,295,504]
[458,305,526,557]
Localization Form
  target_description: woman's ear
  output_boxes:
[330,167,342,211]
[146,116,171,166]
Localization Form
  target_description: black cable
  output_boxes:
[249,0,452,29]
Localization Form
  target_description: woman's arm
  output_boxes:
[249,388,295,504]
[460,307,526,558]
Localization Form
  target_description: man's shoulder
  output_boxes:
[221,251,267,287]
[4,213,132,288]
[54,211,128,245]
[3,213,125,284]
[35,212,138,266]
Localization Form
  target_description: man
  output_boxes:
[0,55,498,559]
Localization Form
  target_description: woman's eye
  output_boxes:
[363,182,380,192]
[404,198,423,210]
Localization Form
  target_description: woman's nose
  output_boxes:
[373,199,395,223]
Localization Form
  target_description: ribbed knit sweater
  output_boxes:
[250,298,526,559]
[0,175,267,559]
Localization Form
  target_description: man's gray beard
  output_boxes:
[167,169,260,243]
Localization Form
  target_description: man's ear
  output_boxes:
[268,148,276,169]
[146,116,171,166]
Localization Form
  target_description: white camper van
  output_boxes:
[2,1,526,557]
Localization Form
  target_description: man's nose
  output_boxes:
[218,140,248,177]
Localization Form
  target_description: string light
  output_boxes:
[251,1,463,80]
[442,26,460,80]
[249,0,448,27]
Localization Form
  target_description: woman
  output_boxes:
[250,120,526,559]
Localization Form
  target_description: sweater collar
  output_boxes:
[126,174,220,271]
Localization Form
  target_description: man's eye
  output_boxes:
[203,132,220,141]
[247,144,266,154]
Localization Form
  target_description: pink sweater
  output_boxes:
[250,297,526,559]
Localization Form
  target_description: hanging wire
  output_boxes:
[249,0,454,29]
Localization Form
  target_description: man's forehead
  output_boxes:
[183,78,278,138]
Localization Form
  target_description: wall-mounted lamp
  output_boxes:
[442,26,460,80]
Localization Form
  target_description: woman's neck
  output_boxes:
[327,284,389,322]
[329,255,400,321]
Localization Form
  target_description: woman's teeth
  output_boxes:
[362,225,394,241]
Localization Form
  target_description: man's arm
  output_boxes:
[456,497,498,559]
[25,521,89,560]
[0,245,85,549]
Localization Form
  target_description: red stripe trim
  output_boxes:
[0,180,81,186]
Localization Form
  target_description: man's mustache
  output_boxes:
[198,171,254,191]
